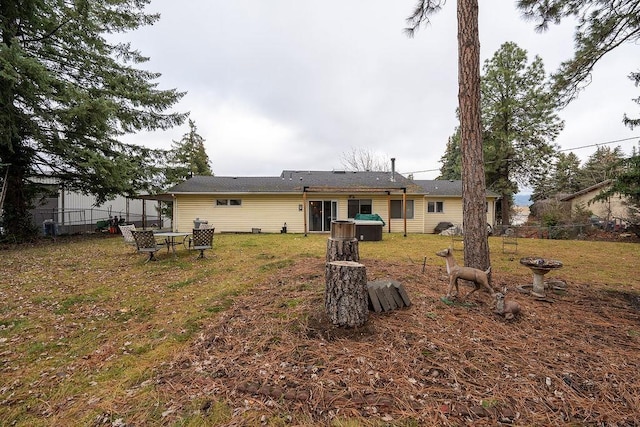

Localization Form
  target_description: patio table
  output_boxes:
[153,231,191,257]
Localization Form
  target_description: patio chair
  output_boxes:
[191,227,215,259]
[131,230,164,263]
[118,224,136,247]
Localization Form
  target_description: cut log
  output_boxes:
[325,261,368,327]
[330,220,356,240]
[326,237,360,263]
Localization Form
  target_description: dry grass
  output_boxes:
[1,233,639,426]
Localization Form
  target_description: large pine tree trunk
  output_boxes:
[457,0,490,271]
[325,261,368,327]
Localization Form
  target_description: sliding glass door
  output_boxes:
[308,200,337,232]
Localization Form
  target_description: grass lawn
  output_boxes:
[1,233,639,426]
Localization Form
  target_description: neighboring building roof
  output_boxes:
[414,179,499,198]
[559,180,612,202]
[165,171,499,197]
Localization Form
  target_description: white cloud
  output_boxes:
[123,0,639,180]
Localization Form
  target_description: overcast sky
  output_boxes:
[123,0,639,183]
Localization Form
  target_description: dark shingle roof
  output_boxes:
[414,179,463,196]
[414,179,499,198]
[165,171,497,197]
[168,170,420,194]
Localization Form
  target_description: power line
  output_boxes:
[405,135,639,176]
[558,136,639,153]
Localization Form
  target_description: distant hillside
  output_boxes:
[514,193,532,206]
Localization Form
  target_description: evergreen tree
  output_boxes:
[577,146,626,188]
[517,0,640,105]
[166,120,213,186]
[407,0,490,271]
[439,43,564,225]
[552,152,582,194]
[481,42,563,225]
[531,151,581,201]
[624,71,640,129]
[438,130,462,180]
[0,0,186,240]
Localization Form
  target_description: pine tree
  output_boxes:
[624,71,640,129]
[481,42,563,225]
[406,0,490,270]
[438,131,462,180]
[0,0,186,240]
[166,120,213,186]
[577,146,626,188]
[518,0,640,105]
[530,151,581,201]
[439,43,564,225]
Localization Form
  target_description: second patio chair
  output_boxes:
[131,230,163,263]
[191,228,215,259]
[119,224,136,248]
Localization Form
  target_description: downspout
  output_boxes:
[386,191,391,233]
[403,188,407,237]
[303,187,308,237]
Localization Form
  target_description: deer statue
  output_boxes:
[493,288,521,320]
[436,247,494,300]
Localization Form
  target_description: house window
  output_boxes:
[216,199,242,206]
[427,201,444,213]
[390,200,414,219]
[348,199,372,218]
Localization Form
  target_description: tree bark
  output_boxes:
[325,261,368,327]
[326,238,360,263]
[457,0,490,271]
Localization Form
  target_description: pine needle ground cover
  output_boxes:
[1,234,639,426]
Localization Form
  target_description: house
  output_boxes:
[164,169,498,235]
[560,180,629,224]
[29,175,167,234]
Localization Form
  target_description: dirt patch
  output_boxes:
[155,257,640,426]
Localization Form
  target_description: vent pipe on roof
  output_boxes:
[391,158,396,182]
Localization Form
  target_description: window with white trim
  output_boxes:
[216,199,242,206]
[427,201,444,213]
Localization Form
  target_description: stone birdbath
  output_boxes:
[519,257,563,298]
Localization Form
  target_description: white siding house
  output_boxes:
[163,171,498,235]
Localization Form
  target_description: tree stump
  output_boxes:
[326,237,360,262]
[326,219,359,262]
[325,261,368,327]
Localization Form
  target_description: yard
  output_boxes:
[1,233,639,426]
